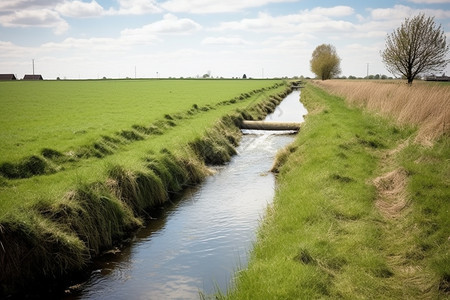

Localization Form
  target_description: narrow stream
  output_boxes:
[67,90,306,299]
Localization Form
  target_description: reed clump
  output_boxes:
[313,80,450,144]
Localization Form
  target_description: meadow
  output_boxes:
[226,81,449,299]
[0,79,292,294]
[0,79,283,163]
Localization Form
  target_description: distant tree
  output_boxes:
[348,75,357,79]
[242,74,247,79]
[310,44,341,80]
[381,14,450,84]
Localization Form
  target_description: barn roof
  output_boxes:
[0,74,17,80]
[23,74,43,80]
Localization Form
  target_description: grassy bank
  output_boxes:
[226,83,449,298]
[313,80,450,144]
[0,79,293,295]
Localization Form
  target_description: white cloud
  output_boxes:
[301,20,355,32]
[56,0,104,18]
[0,40,31,58]
[0,0,62,12]
[121,14,201,35]
[215,7,355,34]
[35,13,199,56]
[264,35,310,50]
[370,5,450,20]
[309,6,354,17]
[41,30,160,53]
[5,13,198,60]
[160,0,297,13]
[406,0,450,3]
[201,36,250,46]
[0,8,69,34]
[216,12,276,31]
[42,37,130,51]
[106,0,162,15]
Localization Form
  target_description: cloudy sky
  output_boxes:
[1,0,450,79]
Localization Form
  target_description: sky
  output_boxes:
[1,0,450,79]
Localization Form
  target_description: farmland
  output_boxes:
[0,79,283,163]
[0,79,292,294]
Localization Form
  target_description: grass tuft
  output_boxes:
[41,148,63,159]
[0,155,53,179]
[330,173,354,183]
[117,130,144,141]
[108,165,167,215]
[294,248,316,265]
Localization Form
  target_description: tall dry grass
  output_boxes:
[312,80,450,144]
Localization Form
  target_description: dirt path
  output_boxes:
[373,140,436,297]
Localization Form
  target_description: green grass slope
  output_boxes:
[226,83,449,299]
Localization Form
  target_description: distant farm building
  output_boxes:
[0,74,17,80]
[23,74,43,80]
[425,74,450,82]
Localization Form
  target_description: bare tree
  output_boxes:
[381,14,450,84]
[310,44,341,80]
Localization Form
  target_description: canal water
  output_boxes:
[67,90,306,299]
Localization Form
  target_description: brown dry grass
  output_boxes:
[374,168,409,219]
[312,80,450,145]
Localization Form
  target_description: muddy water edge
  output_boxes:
[62,90,306,299]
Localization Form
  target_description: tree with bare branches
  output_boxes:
[381,14,450,84]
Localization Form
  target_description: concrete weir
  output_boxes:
[241,120,301,131]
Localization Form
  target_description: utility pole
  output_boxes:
[366,63,369,78]
[135,66,136,79]
[32,59,35,75]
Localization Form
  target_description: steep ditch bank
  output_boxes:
[0,83,296,297]
[64,90,305,298]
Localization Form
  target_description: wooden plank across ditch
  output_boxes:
[241,120,301,131]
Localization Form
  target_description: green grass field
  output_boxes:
[0,79,288,212]
[0,79,282,163]
[0,79,292,294]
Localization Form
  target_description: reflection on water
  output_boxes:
[265,89,307,123]
[70,90,305,299]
